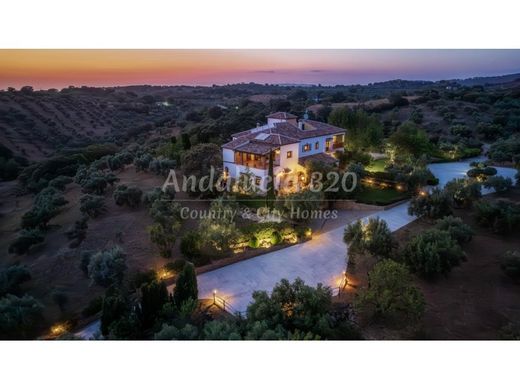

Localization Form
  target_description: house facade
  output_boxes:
[222,112,346,192]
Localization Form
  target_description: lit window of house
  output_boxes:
[303,144,311,152]
[315,141,319,150]
[287,151,292,158]
[255,176,261,185]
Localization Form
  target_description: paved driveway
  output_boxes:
[76,158,517,338]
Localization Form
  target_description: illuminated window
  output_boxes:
[255,176,261,185]
[303,144,311,152]
[287,151,293,158]
[315,141,319,150]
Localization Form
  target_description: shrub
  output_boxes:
[165,259,187,273]
[80,194,106,217]
[474,200,520,234]
[0,294,44,339]
[408,188,452,219]
[343,217,395,260]
[0,265,31,296]
[444,178,481,208]
[500,251,520,281]
[483,175,513,193]
[402,229,465,279]
[113,185,143,208]
[173,262,198,308]
[180,231,202,259]
[86,246,127,287]
[434,216,474,244]
[8,229,45,255]
[148,223,176,258]
[354,260,425,324]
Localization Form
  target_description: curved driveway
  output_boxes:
[76,158,517,338]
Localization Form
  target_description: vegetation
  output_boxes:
[173,262,198,308]
[444,178,481,208]
[434,216,474,244]
[483,175,513,193]
[344,217,395,262]
[83,246,127,287]
[113,185,143,208]
[328,108,383,150]
[408,188,452,220]
[402,229,465,279]
[80,194,106,217]
[355,260,425,324]
[474,200,520,234]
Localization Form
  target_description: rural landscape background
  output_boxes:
[1,50,520,341]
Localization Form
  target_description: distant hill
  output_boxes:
[453,72,520,87]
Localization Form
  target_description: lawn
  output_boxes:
[355,186,408,205]
[366,158,389,173]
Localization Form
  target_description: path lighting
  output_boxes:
[419,190,427,197]
[213,289,217,304]
[51,323,66,336]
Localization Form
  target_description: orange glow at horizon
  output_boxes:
[1,49,519,90]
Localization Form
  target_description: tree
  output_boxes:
[148,223,176,257]
[434,216,474,244]
[0,265,31,296]
[408,188,452,220]
[155,323,199,340]
[402,229,465,279]
[354,260,424,324]
[173,262,198,308]
[8,229,45,255]
[343,217,395,260]
[181,143,222,195]
[474,200,520,234]
[180,231,202,259]
[328,108,383,150]
[198,198,239,252]
[266,150,275,208]
[21,187,68,229]
[0,294,43,339]
[86,246,127,287]
[100,292,128,336]
[387,121,432,161]
[80,194,106,217]
[139,280,169,329]
[246,278,355,339]
[483,175,513,193]
[444,178,481,208]
[113,185,143,208]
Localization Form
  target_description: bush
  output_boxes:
[344,217,395,260]
[500,251,520,281]
[8,229,45,255]
[474,200,520,234]
[434,216,474,244]
[0,294,44,339]
[165,259,187,273]
[354,260,424,324]
[80,194,106,217]
[113,185,143,208]
[408,188,452,219]
[444,178,481,208]
[402,229,465,279]
[180,231,202,259]
[0,265,31,296]
[483,175,513,193]
[173,262,198,308]
[86,246,127,287]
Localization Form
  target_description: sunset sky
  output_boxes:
[1,49,519,90]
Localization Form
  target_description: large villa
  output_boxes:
[222,112,346,192]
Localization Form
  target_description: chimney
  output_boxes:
[256,122,260,128]
[298,120,304,130]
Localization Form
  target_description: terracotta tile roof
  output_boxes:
[298,153,338,166]
[266,112,298,119]
[222,118,345,153]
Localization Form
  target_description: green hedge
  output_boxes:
[231,222,311,252]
